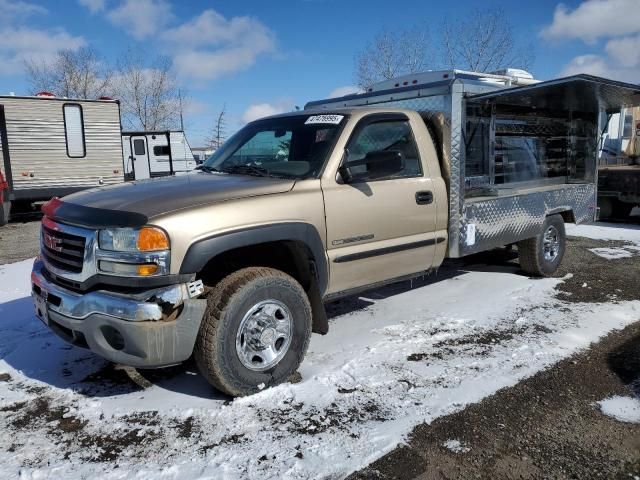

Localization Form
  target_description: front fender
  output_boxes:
[178,222,328,296]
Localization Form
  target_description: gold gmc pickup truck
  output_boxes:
[33,70,636,396]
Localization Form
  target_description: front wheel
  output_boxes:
[194,267,312,397]
[517,214,566,277]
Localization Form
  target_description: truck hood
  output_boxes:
[47,173,295,228]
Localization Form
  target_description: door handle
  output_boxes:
[415,190,433,205]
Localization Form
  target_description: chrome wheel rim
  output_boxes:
[235,299,293,371]
[543,225,560,262]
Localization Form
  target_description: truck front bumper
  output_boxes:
[31,260,207,368]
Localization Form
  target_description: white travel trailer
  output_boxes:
[122,130,196,180]
[0,93,123,225]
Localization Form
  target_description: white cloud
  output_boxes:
[604,34,640,68]
[161,9,275,82]
[543,1,640,83]
[0,0,47,21]
[241,101,293,123]
[78,0,106,13]
[560,53,640,83]
[541,0,640,43]
[107,0,173,40]
[0,26,85,75]
[328,85,363,98]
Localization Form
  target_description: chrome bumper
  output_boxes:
[31,259,201,322]
[30,260,207,368]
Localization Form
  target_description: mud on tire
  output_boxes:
[517,214,566,277]
[194,267,312,397]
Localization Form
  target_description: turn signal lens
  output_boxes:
[137,227,170,252]
[137,264,159,276]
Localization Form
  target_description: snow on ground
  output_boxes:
[598,396,640,424]
[568,222,640,260]
[442,439,471,453]
[589,247,636,260]
[0,223,639,479]
[566,222,640,243]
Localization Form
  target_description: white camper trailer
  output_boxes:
[0,93,123,225]
[122,131,196,180]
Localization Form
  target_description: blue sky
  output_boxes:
[1,0,638,146]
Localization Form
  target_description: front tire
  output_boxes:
[518,214,566,277]
[194,267,312,397]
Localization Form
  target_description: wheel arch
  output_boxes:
[179,223,329,334]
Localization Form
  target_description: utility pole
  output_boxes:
[178,89,184,132]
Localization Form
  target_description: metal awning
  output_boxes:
[468,74,640,113]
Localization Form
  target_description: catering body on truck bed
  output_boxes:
[0,93,123,225]
[31,70,640,397]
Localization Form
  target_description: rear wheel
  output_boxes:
[194,267,312,397]
[518,214,566,277]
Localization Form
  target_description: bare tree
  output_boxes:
[208,105,227,150]
[442,9,534,72]
[113,51,181,131]
[24,47,112,98]
[355,26,431,90]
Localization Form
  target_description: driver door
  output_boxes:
[321,114,441,295]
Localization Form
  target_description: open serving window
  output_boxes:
[464,74,640,192]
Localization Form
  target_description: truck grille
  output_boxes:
[41,224,86,273]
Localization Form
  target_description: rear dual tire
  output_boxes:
[194,267,312,397]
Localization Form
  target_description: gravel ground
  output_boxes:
[0,212,41,265]
[351,230,640,480]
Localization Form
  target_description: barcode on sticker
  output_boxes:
[305,114,344,125]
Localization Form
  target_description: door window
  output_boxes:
[345,120,421,181]
[133,139,146,155]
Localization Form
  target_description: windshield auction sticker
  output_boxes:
[305,114,344,125]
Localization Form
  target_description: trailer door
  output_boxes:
[130,135,150,179]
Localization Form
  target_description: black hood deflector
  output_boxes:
[42,197,148,229]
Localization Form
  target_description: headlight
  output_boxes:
[98,227,170,252]
[97,226,170,277]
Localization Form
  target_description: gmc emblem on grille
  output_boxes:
[43,232,63,252]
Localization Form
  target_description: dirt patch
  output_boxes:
[174,415,197,439]
[554,237,640,303]
[0,219,41,265]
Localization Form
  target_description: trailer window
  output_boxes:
[153,145,170,156]
[63,104,85,158]
[133,139,146,155]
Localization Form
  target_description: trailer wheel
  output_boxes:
[518,214,566,277]
[0,199,9,226]
[194,267,312,397]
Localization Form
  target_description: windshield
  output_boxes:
[203,114,346,179]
